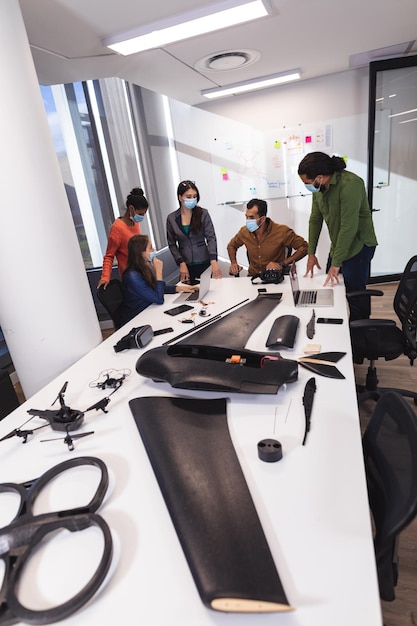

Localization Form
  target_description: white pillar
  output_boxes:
[0,0,102,399]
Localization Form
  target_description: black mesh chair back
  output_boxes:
[362,391,417,601]
[97,279,124,330]
[350,255,417,403]
[393,255,417,361]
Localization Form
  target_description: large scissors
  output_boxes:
[0,456,113,625]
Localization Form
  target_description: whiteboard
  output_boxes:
[210,123,333,205]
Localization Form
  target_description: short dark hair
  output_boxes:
[298,152,346,179]
[247,198,267,217]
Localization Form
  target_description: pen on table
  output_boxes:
[302,377,316,446]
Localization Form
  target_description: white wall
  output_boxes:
[197,69,370,134]
[169,68,370,273]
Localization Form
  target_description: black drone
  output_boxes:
[0,369,130,451]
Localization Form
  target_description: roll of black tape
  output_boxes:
[258,439,282,463]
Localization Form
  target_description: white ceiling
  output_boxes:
[20,0,417,106]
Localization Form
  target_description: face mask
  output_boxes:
[184,199,197,210]
[148,251,157,263]
[246,219,259,232]
[304,178,320,193]
[130,213,144,223]
[304,184,319,193]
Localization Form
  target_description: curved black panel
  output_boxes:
[129,396,292,613]
[178,294,282,349]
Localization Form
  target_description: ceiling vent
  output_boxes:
[195,49,260,72]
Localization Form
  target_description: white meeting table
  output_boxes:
[0,272,383,626]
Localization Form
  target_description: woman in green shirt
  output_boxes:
[298,152,378,320]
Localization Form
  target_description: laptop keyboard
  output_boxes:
[300,290,317,305]
[185,291,200,302]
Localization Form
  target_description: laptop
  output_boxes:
[173,265,212,303]
[289,262,334,307]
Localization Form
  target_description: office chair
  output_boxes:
[97,279,124,330]
[0,369,20,420]
[362,390,417,601]
[349,255,417,405]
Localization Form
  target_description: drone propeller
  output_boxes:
[52,381,69,406]
[85,397,111,413]
[0,417,49,443]
[40,430,95,451]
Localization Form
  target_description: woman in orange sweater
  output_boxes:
[98,188,149,289]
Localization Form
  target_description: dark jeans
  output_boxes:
[328,245,376,321]
[187,260,210,283]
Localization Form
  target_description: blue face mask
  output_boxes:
[305,183,319,193]
[148,251,157,263]
[304,178,320,193]
[184,198,197,210]
[246,219,259,232]
[131,213,144,223]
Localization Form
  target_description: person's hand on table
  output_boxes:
[176,284,199,293]
[210,260,222,279]
[228,262,242,276]
[179,262,189,283]
[304,254,321,277]
[323,266,340,287]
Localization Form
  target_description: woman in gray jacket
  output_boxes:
[166,180,222,283]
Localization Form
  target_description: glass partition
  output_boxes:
[368,55,417,279]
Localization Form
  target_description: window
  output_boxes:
[40,79,176,269]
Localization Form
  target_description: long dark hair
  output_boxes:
[177,180,203,233]
[125,235,156,289]
[298,152,346,179]
[125,187,149,211]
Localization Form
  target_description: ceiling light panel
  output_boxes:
[103,0,271,55]
[201,70,301,99]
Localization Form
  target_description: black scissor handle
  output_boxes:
[0,456,112,625]
[5,512,113,625]
[0,482,28,522]
[0,457,108,525]
[25,456,109,516]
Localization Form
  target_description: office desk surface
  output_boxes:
[0,274,382,626]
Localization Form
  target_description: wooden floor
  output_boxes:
[13,284,417,624]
